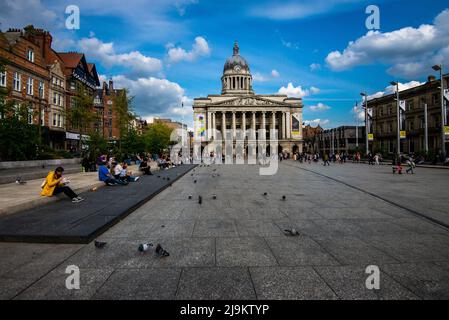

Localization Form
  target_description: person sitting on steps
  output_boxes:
[41,167,84,203]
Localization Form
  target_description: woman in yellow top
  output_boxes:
[41,167,84,203]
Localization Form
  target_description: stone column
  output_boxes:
[242,112,246,136]
[281,112,286,140]
[207,111,212,140]
[212,112,216,139]
[222,111,226,140]
[261,112,266,140]
[232,111,236,139]
[252,111,256,139]
[286,111,291,139]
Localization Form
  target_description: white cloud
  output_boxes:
[309,103,331,112]
[252,73,268,82]
[352,105,365,121]
[310,63,321,71]
[278,83,320,98]
[78,37,163,77]
[253,70,280,82]
[304,119,330,127]
[367,80,424,101]
[111,75,191,120]
[167,36,211,63]
[326,9,449,78]
[0,0,59,30]
[281,38,299,49]
[249,0,359,20]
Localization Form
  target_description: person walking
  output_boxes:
[41,167,84,203]
[323,153,330,166]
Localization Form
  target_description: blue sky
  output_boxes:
[1,0,449,128]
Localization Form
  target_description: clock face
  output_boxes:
[234,65,241,72]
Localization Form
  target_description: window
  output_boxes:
[53,92,57,104]
[0,71,6,87]
[432,93,439,105]
[420,97,427,108]
[379,107,384,117]
[58,114,62,128]
[39,81,44,98]
[407,99,414,111]
[13,72,21,91]
[53,113,57,126]
[70,81,76,90]
[27,49,34,63]
[27,107,33,124]
[40,109,45,126]
[27,77,33,95]
[59,94,63,107]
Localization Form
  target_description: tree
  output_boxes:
[113,88,135,152]
[144,123,172,156]
[66,86,98,152]
[0,60,40,160]
[86,131,109,162]
[121,128,146,156]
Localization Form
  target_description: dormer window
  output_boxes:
[27,49,34,63]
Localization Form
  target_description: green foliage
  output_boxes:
[86,131,109,161]
[0,65,41,160]
[144,123,172,155]
[66,86,98,150]
[121,128,146,156]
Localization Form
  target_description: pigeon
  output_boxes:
[15,177,27,185]
[212,194,217,200]
[282,195,286,200]
[284,229,300,237]
[167,177,170,181]
[94,240,107,249]
[138,243,153,253]
[263,192,268,196]
[188,195,192,199]
[194,180,197,184]
[155,244,170,257]
[198,196,202,204]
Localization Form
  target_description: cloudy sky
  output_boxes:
[1,0,448,128]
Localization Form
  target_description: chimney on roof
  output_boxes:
[428,75,436,82]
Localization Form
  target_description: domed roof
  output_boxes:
[223,42,250,73]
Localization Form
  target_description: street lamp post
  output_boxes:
[360,92,369,156]
[391,82,401,157]
[432,64,446,158]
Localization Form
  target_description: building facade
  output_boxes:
[0,26,50,131]
[303,125,323,153]
[57,52,100,151]
[368,75,449,156]
[193,42,303,155]
[316,126,366,155]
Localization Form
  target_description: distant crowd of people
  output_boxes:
[40,152,177,203]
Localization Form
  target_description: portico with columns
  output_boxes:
[193,42,303,155]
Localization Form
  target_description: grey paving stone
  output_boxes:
[314,236,399,265]
[15,267,114,300]
[363,234,449,262]
[0,278,34,300]
[235,219,284,237]
[314,265,419,300]
[264,236,340,267]
[176,267,256,300]
[122,237,215,268]
[382,263,449,299]
[216,237,278,267]
[250,267,337,300]
[92,268,181,300]
[193,219,239,237]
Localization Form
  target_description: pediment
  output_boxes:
[210,96,289,107]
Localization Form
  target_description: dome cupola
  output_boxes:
[221,41,254,95]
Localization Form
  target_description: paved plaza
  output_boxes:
[1,162,449,300]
